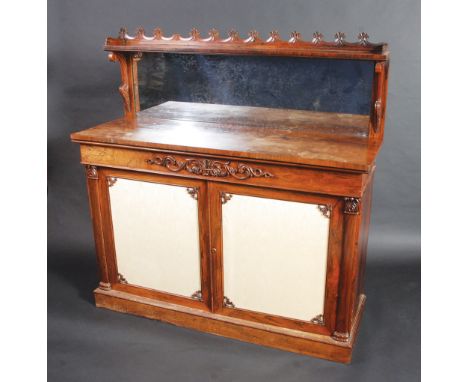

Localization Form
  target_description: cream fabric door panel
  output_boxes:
[109,178,200,297]
[222,194,329,322]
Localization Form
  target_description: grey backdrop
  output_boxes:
[48,0,420,381]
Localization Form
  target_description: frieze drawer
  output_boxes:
[79,144,368,197]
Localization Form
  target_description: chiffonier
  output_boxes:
[70,27,389,363]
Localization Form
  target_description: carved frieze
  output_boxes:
[146,155,273,180]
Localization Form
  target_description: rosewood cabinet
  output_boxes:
[71,28,389,363]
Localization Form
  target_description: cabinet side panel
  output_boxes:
[357,174,374,301]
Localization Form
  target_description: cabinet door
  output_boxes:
[103,171,209,307]
[210,184,342,333]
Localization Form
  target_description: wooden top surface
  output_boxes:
[71,101,380,172]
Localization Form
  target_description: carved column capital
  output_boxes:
[344,197,360,215]
[133,51,143,62]
[85,165,98,179]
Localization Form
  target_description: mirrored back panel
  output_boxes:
[137,53,374,115]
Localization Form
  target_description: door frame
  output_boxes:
[208,182,344,335]
[97,167,212,312]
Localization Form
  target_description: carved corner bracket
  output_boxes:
[344,197,361,215]
[311,314,324,325]
[191,290,202,301]
[221,192,233,205]
[107,51,133,115]
[107,177,118,187]
[186,187,199,200]
[318,204,331,218]
[133,51,143,62]
[117,273,128,284]
[85,165,98,179]
[146,155,273,180]
[223,296,235,308]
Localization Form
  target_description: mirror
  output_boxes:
[137,53,374,115]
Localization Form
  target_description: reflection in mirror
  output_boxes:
[137,53,374,114]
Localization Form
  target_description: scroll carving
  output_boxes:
[311,314,324,325]
[223,296,235,308]
[344,197,360,215]
[318,205,331,218]
[191,290,202,301]
[186,187,199,200]
[118,273,128,284]
[146,155,273,180]
[85,165,98,179]
[118,83,131,113]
